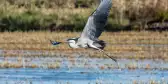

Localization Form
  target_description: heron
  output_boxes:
[51,0,117,62]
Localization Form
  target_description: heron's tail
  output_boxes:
[93,40,106,50]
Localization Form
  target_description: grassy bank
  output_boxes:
[0,8,91,32]
[0,0,167,32]
[0,31,168,60]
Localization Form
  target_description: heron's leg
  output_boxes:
[88,43,117,63]
[99,49,117,62]
[89,43,119,68]
[98,49,119,68]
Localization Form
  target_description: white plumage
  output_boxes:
[66,0,117,62]
[51,0,117,62]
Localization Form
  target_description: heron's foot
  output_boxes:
[109,56,117,63]
[99,50,117,62]
[97,49,119,68]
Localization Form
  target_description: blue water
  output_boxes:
[0,56,168,84]
[0,68,168,84]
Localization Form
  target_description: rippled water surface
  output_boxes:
[0,68,168,84]
[0,56,168,84]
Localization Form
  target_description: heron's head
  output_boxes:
[66,38,79,48]
[67,38,78,44]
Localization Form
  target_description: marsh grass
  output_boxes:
[0,61,23,68]
[0,61,62,69]
[0,31,168,59]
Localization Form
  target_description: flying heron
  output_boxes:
[51,0,117,62]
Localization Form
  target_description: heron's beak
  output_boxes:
[58,41,69,43]
[50,40,60,45]
[50,40,70,46]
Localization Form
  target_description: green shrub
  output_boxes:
[0,10,58,32]
[156,11,168,21]
[70,14,87,31]
[0,0,167,32]
[5,0,68,8]
[75,0,96,8]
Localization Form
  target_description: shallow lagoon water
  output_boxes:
[0,56,168,84]
[0,68,168,84]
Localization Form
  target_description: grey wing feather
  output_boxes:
[79,0,112,40]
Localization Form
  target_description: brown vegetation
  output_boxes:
[0,31,167,60]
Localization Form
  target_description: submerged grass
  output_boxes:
[0,31,168,59]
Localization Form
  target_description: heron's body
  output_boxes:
[67,38,106,50]
[51,0,117,62]
[67,0,111,50]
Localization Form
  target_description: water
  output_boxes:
[0,68,168,84]
[0,56,168,84]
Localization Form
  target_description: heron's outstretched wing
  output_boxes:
[79,0,112,41]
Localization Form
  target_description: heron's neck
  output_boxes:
[68,42,79,48]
